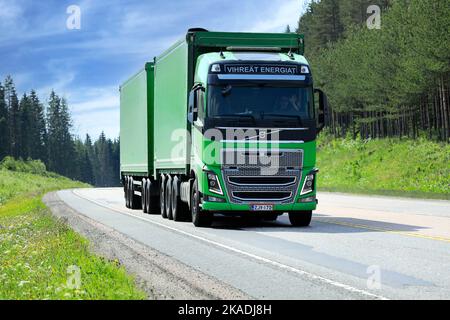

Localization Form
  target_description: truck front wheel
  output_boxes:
[191,178,212,227]
[289,211,312,227]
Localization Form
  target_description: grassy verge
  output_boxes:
[0,164,146,299]
[316,134,450,200]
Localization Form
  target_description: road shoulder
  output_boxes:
[43,191,249,300]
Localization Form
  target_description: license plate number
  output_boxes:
[250,204,274,211]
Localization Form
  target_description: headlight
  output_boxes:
[300,169,318,195]
[206,171,223,195]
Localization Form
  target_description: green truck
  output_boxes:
[120,28,328,227]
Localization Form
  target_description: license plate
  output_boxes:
[250,204,274,211]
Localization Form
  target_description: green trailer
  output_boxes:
[120,28,328,227]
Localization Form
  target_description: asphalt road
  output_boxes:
[56,188,450,300]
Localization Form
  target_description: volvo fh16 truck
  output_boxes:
[120,28,328,227]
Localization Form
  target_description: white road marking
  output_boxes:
[70,189,389,300]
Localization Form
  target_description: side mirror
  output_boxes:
[314,88,328,134]
[188,90,198,124]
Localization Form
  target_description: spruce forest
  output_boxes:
[0,75,120,187]
[297,0,449,141]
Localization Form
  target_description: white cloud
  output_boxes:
[0,0,22,20]
[245,0,305,33]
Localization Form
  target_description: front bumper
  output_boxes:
[201,199,317,212]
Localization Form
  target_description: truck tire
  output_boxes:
[141,179,147,213]
[127,176,133,209]
[165,175,173,220]
[147,180,159,214]
[191,178,212,227]
[160,175,167,218]
[124,176,130,208]
[130,177,141,210]
[289,211,312,227]
[171,176,189,221]
[145,179,150,213]
[123,176,127,200]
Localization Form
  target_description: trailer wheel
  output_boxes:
[124,176,130,208]
[123,176,127,200]
[289,211,312,227]
[147,180,159,214]
[165,175,173,220]
[160,175,167,218]
[141,179,147,213]
[145,179,154,213]
[130,177,141,210]
[191,178,212,227]
[171,176,189,221]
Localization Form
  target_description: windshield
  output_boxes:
[207,85,314,121]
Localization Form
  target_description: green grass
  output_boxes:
[0,166,146,300]
[316,134,450,200]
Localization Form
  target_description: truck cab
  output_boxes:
[186,50,327,226]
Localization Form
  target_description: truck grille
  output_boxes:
[228,176,296,186]
[221,149,303,168]
[232,191,292,201]
[221,149,303,204]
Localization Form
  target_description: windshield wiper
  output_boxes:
[212,114,256,123]
[262,113,303,125]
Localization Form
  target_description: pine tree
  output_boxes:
[19,93,32,158]
[0,82,9,160]
[4,76,20,158]
[47,91,76,177]
[29,90,47,162]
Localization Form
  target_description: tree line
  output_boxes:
[296,0,449,142]
[0,75,120,186]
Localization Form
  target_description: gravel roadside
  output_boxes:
[43,191,250,300]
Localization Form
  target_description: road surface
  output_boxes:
[55,188,450,300]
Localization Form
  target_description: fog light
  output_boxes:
[299,196,316,203]
[204,195,225,203]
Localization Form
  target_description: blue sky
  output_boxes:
[0,0,307,139]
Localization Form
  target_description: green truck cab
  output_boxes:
[120,29,328,227]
